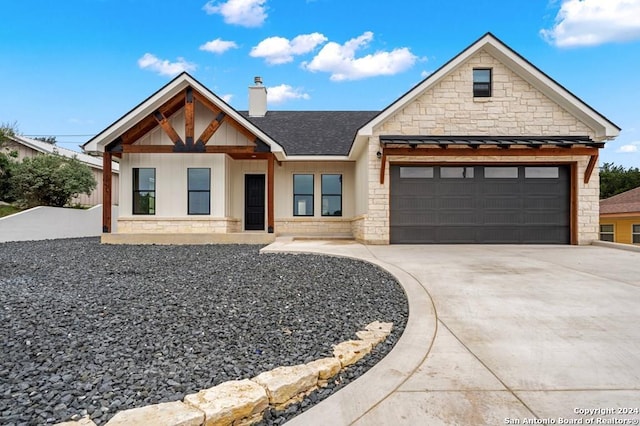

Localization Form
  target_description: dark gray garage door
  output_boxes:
[390,165,570,244]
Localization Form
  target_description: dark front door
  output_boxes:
[245,174,265,231]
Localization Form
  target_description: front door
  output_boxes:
[245,174,265,231]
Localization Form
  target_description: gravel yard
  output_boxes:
[0,238,408,425]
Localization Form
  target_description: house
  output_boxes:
[3,134,119,206]
[82,33,619,245]
[599,186,640,245]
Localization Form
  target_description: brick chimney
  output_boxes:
[248,76,267,117]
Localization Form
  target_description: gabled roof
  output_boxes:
[600,186,640,215]
[8,134,119,172]
[240,111,378,156]
[355,32,620,153]
[82,72,286,160]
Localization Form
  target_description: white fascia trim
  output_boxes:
[283,155,352,162]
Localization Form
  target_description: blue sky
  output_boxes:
[1,0,639,167]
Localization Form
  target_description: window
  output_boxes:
[441,167,474,179]
[525,167,559,179]
[400,167,433,179]
[473,68,492,97]
[322,174,342,216]
[188,168,210,215]
[133,168,156,215]
[600,224,614,242]
[293,174,313,216]
[633,224,640,244]
[484,167,518,178]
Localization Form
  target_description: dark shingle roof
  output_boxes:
[600,186,640,215]
[240,111,379,155]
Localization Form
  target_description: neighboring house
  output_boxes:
[3,134,119,206]
[600,186,640,245]
[83,33,619,245]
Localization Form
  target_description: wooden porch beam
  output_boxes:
[153,110,183,146]
[185,88,195,146]
[122,144,254,154]
[268,153,274,233]
[102,152,112,233]
[380,151,387,184]
[197,112,226,145]
[584,153,598,184]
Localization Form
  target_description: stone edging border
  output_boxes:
[54,321,393,426]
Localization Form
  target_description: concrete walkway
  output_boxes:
[262,239,640,425]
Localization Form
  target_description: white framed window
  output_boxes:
[633,224,640,244]
[600,224,614,242]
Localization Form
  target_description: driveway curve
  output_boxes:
[265,240,640,425]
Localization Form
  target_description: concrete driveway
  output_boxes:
[265,241,640,425]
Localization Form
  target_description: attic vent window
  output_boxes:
[473,68,492,97]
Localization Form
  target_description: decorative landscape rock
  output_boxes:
[55,416,97,426]
[356,321,394,346]
[332,340,373,367]
[365,321,394,335]
[104,401,204,426]
[305,357,342,383]
[252,364,318,406]
[0,239,408,425]
[183,379,268,426]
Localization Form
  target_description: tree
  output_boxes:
[0,122,20,202]
[10,154,97,207]
[600,162,640,199]
[33,136,57,144]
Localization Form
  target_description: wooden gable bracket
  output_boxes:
[197,112,227,148]
[153,110,186,151]
[184,87,196,150]
[584,153,598,184]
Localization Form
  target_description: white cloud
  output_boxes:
[221,94,233,103]
[203,0,267,27]
[541,0,640,47]
[199,38,239,54]
[267,84,310,104]
[302,31,417,81]
[137,53,196,76]
[616,141,640,153]
[250,33,328,65]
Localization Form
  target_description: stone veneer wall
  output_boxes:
[275,217,354,237]
[359,48,601,245]
[117,217,241,234]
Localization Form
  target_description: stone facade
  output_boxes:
[117,217,241,234]
[357,48,601,245]
[275,217,354,237]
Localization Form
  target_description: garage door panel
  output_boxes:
[390,165,570,244]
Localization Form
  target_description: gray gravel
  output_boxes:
[0,238,408,425]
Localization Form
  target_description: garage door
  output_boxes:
[390,165,570,244]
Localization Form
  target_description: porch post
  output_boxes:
[267,153,274,233]
[102,151,112,233]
